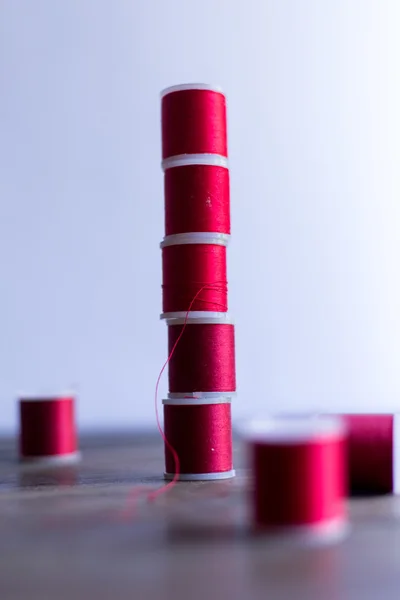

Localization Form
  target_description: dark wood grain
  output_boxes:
[0,434,397,600]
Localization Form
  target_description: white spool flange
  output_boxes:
[161,311,234,325]
[241,416,345,444]
[163,397,232,406]
[19,451,81,470]
[160,232,230,248]
[164,469,235,481]
[162,153,229,171]
[161,83,224,98]
[168,391,236,400]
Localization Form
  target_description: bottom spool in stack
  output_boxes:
[19,395,80,466]
[163,398,234,480]
[244,416,348,544]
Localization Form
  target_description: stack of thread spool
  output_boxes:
[242,411,400,546]
[160,83,236,481]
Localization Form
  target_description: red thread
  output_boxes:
[164,165,230,235]
[342,414,393,494]
[162,244,228,313]
[164,403,233,474]
[168,323,236,393]
[252,435,347,529]
[162,89,227,159]
[19,397,77,459]
[121,283,234,514]
[146,283,225,503]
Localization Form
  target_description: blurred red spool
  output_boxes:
[167,320,236,393]
[164,165,230,235]
[161,241,228,313]
[19,396,80,465]
[161,84,227,160]
[342,414,398,494]
[246,417,347,543]
[163,400,234,480]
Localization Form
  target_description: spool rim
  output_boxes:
[242,415,345,444]
[168,391,236,399]
[163,397,232,406]
[161,83,224,98]
[162,154,229,171]
[164,469,235,481]
[19,451,81,468]
[161,311,234,325]
[160,232,230,248]
[254,516,349,546]
[19,394,76,402]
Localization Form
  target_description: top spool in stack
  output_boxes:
[161,83,230,240]
[161,83,231,318]
[160,83,236,481]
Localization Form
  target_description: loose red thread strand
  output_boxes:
[122,282,229,518]
[147,281,229,502]
[147,282,224,501]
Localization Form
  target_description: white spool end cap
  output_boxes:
[160,232,230,248]
[164,469,235,481]
[19,451,81,470]
[242,415,346,444]
[18,391,76,401]
[163,396,232,406]
[256,517,349,548]
[161,154,229,171]
[168,391,236,400]
[160,83,224,98]
[161,311,234,325]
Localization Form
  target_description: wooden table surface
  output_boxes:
[0,433,398,600]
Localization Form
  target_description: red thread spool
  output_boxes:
[163,400,234,480]
[161,84,227,160]
[342,414,399,494]
[164,165,230,235]
[162,241,228,314]
[167,319,236,393]
[19,396,80,465]
[246,417,347,543]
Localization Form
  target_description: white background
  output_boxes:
[0,1,399,433]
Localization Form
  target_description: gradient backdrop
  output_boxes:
[0,0,399,432]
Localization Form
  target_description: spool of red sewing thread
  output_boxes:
[341,414,400,494]
[19,395,80,465]
[163,397,234,480]
[245,416,348,543]
[161,83,228,167]
[161,234,229,314]
[164,165,230,236]
[165,314,236,394]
